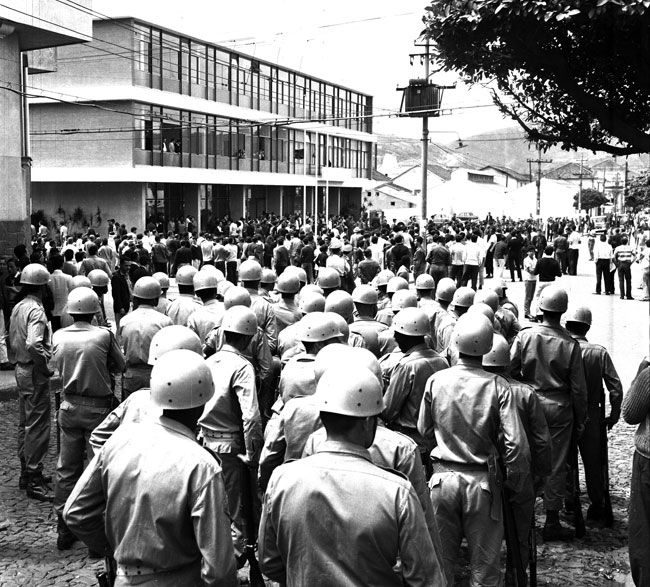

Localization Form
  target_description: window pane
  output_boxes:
[134,24,150,72]
[161,33,179,80]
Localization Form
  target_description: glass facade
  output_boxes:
[132,21,373,134]
[134,103,371,178]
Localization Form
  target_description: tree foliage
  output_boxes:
[574,188,608,211]
[626,170,650,210]
[423,0,650,155]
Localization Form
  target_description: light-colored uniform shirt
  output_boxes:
[53,322,125,397]
[272,299,302,334]
[187,299,225,343]
[278,353,318,404]
[9,295,51,370]
[259,440,441,587]
[349,318,389,357]
[166,294,202,327]
[118,307,173,366]
[63,417,238,586]
[247,288,278,354]
[201,346,263,460]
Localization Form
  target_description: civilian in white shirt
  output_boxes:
[461,233,483,290]
[593,234,614,295]
[567,228,581,276]
[49,254,74,332]
[522,246,537,319]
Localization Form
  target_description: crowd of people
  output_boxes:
[1,209,649,586]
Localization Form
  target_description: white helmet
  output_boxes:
[298,312,341,343]
[176,265,197,286]
[317,267,341,290]
[482,334,510,368]
[150,349,214,409]
[466,302,495,325]
[193,272,220,292]
[239,259,263,282]
[199,264,225,282]
[352,285,378,305]
[276,273,300,294]
[375,269,395,287]
[152,272,170,290]
[224,286,251,309]
[260,268,277,285]
[20,264,50,286]
[88,269,109,288]
[133,276,162,300]
[299,292,326,314]
[393,307,429,337]
[453,314,493,356]
[314,344,382,386]
[148,325,202,366]
[66,288,100,315]
[391,289,418,312]
[324,290,355,322]
[222,306,257,336]
[315,366,384,417]
[325,312,349,342]
[415,274,435,290]
[71,275,92,289]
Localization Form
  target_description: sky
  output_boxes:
[94,0,517,141]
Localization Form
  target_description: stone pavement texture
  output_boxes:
[0,244,647,585]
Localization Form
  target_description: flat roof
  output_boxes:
[99,17,373,100]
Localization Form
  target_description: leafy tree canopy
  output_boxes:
[626,170,650,210]
[574,187,608,211]
[423,0,650,155]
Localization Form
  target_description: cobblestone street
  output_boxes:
[0,248,646,585]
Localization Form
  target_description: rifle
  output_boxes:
[496,458,526,587]
[238,455,265,587]
[600,400,614,527]
[54,389,61,452]
[571,436,586,538]
[95,556,116,587]
[529,512,537,587]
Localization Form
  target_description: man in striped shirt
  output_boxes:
[613,237,637,300]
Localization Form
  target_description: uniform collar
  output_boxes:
[156,415,198,441]
[456,357,485,370]
[315,439,372,462]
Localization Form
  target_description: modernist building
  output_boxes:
[0,0,92,252]
[29,17,375,233]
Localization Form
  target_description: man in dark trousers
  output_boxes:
[507,230,524,282]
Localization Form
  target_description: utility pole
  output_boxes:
[573,154,587,213]
[527,144,552,217]
[421,39,429,221]
[623,158,629,213]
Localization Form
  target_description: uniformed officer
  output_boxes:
[435,286,475,354]
[323,289,365,348]
[166,265,201,326]
[429,277,456,351]
[483,334,552,578]
[415,273,440,338]
[272,273,302,333]
[60,275,93,329]
[118,276,172,398]
[382,307,448,472]
[52,287,126,551]
[187,271,225,342]
[277,312,342,404]
[418,314,529,587]
[565,305,623,525]
[259,268,279,303]
[259,365,441,586]
[377,289,418,357]
[374,269,395,311]
[376,276,409,326]
[10,264,54,501]
[90,325,202,451]
[349,285,389,357]
[87,269,111,327]
[64,350,238,586]
[316,266,341,297]
[240,259,278,354]
[277,291,326,362]
[152,271,171,314]
[259,345,383,490]
[510,285,588,540]
[493,282,521,343]
[200,305,263,560]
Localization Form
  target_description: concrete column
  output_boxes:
[0,33,30,255]
[230,185,245,219]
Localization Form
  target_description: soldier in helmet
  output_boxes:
[273,273,302,334]
[10,264,55,501]
[323,290,365,349]
[376,290,418,357]
[349,285,388,357]
[200,306,263,562]
[187,271,225,342]
[435,286,475,355]
[152,271,171,314]
[260,365,442,585]
[87,269,111,327]
[374,269,395,311]
[510,285,588,540]
[277,292,326,363]
[166,265,201,326]
[376,276,409,326]
[118,276,172,399]
[240,259,278,355]
[382,307,448,473]
[90,326,202,451]
[565,305,623,526]
[259,268,278,303]
[316,266,341,298]
[52,288,125,552]
[483,334,552,579]
[418,314,529,586]
[64,350,238,585]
